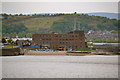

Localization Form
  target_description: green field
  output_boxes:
[2,45,13,49]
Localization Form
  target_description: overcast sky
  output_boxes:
[1,2,119,14]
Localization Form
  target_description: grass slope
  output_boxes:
[2,14,119,34]
[4,16,65,33]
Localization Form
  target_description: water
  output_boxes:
[93,43,119,45]
[1,55,118,78]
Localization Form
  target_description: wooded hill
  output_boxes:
[1,13,119,37]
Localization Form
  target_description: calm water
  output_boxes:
[2,55,118,78]
[93,43,119,45]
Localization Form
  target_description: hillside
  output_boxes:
[1,13,119,37]
[87,12,119,19]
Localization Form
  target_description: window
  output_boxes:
[51,35,53,37]
[42,35,44,37]
[77,42,79,44]
[63,35,66,37]
[70,42,73,44]
[45,35,47,37]
[70,39,74,40]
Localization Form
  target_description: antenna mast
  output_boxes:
[78,22,80,30]
[74,18,76,31]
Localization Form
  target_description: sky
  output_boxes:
[1,1,119,14]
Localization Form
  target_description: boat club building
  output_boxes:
[32,30,86,50]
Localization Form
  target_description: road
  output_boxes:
[1,55,118,78]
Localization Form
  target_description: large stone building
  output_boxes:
[32,30,86,50]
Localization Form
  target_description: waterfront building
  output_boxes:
[32,30,86,50]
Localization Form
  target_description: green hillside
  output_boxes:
[1,13,119,37]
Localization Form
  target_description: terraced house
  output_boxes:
[32,30,86,50]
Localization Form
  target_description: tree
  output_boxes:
[2,38,6,43]
[1,13,9,19]
[19,13,23,16]
[7,39,12,43]
[74,12,77,14]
